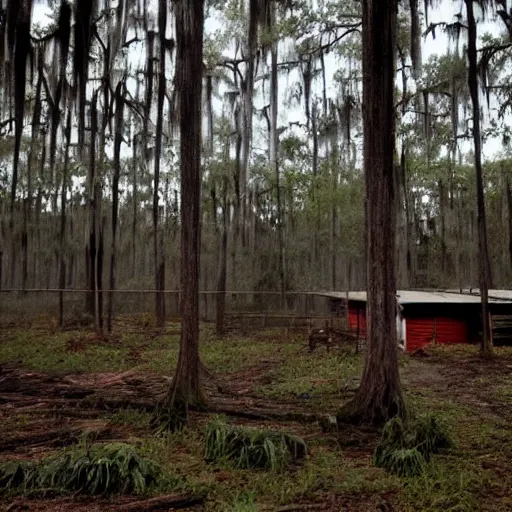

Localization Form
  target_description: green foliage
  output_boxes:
[204,417,307,470]
[385,448,427,477]
[403,462,482,512]
[220,491,259,512]
[0,443,163,496]
[413,414,455,460]
[374,415,454,477]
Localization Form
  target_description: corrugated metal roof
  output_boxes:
[316,290,512,304]
[446,289,512,301]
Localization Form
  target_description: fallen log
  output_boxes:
[113,493,205,511]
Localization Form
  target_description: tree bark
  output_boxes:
[59,113,72,327]
[215,180,228,336]
[160,0,205,428]
[107,81,125,332]
[507,175,512,270]
[337,0,405,425]
[153,0,167,328]
[466,0,493,356]
[270,18,286,309]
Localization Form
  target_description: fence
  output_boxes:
[0,289,349,334]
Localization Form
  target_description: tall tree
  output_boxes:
[465,0,493,355]
[158,0,205,429]
[338,0,405,424]
[153,0,168,328]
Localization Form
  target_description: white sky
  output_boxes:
[30,1,508,161]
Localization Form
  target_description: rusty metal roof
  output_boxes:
[316,290,512,305]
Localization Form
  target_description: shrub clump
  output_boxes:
[0,442,162,495]
[374,414,454,477]
[205,417,307,470]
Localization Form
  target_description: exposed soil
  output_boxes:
[1,343,512,511]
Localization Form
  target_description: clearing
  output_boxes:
[1,317,512,511]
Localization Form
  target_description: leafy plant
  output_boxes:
[386,448,426,477]
[205,417,307,470]
[413,414,454,460]
[0,442,163,496]
[374,414,454,477]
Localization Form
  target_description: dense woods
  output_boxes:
[2,2,512,509]
[0,1,511,309]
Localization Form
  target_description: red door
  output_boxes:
[405,317,468,352]
[348,306,366,336]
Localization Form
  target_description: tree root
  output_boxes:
[337,389,406,427]
[204,404,321,424]
[152,395,189,433]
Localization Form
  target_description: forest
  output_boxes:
[1,0,512,511]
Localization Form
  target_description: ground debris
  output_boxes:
[112,493,205,511]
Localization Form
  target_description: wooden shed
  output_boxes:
[319,290,512,352]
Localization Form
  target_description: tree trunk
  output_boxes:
[86,92,103,331]
[466,0,493,356]
[215,181,228,337]
[153,0,167,328]
[312,101,319,264]
[338,0,405,425]
[507,176,512,270]
[159,0,205,428]
[131,80,140,281]
[270,22,286,309]
[107,82,125,332]
[59,114,72,327]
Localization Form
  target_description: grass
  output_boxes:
[0,329,131,374]
[0,327,294,377]
[2,322,512,510]
[204,416,307,470]
[0,442,168,496]
[256,347,361,401]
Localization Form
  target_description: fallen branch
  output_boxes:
[113,493,205,511]
[0,428,78,452]
[82,397,155,412]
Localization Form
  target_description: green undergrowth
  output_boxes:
[2,324,512,510]
[0,327,295,376]
[204,417,307,470]
[256,347,362,401]
[108,408,153,431]
[374,415,454,477]
[0,330,131,374]
[0,442,177,496]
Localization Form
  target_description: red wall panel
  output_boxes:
[348,306,366,336]
[405,317,468,352]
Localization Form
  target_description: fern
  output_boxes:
[205,417,307,470]
[413,414,454,460]
[0,443,162,496]
[387,448,427,477]
[375,414,454,477]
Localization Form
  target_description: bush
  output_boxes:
[205,417,307,470]
[413,414,454,460]
[0,442,162,496]
[374,414,454,477]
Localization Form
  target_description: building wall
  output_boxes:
[405,317,469,352]
[347,301,471,351]
[348,304,366,336]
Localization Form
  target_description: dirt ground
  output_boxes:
[1,325,512,511]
